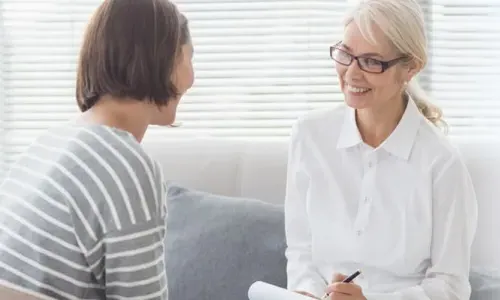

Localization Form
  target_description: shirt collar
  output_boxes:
[336,96,423,160]
[336,105,363,149]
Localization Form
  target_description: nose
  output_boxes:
[344,58,364,80]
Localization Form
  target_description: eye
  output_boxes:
[363,58,381,67]
[334,49,350,60]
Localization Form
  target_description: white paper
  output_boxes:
[248,281,316,300]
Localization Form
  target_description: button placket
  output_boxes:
[355,149,377,237]
[363,148,377,172]
[353,146,377,238]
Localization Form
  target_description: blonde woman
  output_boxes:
[285,0,478,299]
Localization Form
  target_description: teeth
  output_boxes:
[347,84,370,93]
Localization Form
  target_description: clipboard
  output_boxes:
[248,281,317,300]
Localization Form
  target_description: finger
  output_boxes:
[325,282,362,296]
[329,292,350,300]
[325,283,349,296]
[331,273,347,283]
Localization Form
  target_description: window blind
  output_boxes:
[428,0,500,137]
[0,1,91,178]
[145,0,349,141]
[0,0,499,177]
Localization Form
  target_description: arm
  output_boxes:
[69,134,168,299]
[285,121,326,297]
[103,217,167,300]
[102,157,168,300]
[365,156,478,300]
[73,197,168,300]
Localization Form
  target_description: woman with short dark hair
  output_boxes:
[0,0,193,299]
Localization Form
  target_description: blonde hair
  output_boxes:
[344,0,445,128]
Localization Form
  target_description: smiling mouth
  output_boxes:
[346,84,371,94]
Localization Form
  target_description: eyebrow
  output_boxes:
[340,44,384,58]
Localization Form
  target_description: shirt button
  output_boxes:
[364,196,369,203]
[368,162,373,168]
[356,230,363,236]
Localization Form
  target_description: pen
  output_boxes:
[320,270,362,299]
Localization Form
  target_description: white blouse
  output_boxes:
[285,99,478,300]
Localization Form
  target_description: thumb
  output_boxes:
[331,273,347,283]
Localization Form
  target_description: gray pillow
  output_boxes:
[165,183,287,300]
[470,268,500,300]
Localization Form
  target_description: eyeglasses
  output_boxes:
[329,43,406,74]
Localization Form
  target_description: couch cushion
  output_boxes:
[165,183,287,300]
[238,140,288,205]
[470,267,500,300]
[453,138,500,269]
[144,138,244,198]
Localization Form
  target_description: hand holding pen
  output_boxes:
[321,270,366,300]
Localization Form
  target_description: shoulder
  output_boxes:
[55,124,165,223]
[64,124,161,179]
[415,121,468,178]
[75,125,154,164]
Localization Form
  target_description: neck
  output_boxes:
[80,95,151,142]
[356,96,407,148]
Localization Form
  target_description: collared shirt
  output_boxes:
[285,99,478,300]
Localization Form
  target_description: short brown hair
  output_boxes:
[76,0,190,112]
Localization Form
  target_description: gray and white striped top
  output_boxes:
[0,123,168,300]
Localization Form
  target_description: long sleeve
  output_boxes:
[68,127,169,299]
[285,121,327,297]
[365,156,478,300]
[102,218,167,300]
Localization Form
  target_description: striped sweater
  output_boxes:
[0,123,168,300]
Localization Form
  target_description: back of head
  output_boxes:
[344,0,445,128]
[76,0,190,111]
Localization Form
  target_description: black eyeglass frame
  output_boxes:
[329,42,407,74]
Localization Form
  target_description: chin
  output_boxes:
[343,90,373,110]
[151,103,178,126]
[159,116,177,126]
[149,113,177,127]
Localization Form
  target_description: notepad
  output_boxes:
[248,281,316,300]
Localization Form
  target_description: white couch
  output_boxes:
[143,136,500,281]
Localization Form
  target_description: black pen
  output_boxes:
[321,270,362,299]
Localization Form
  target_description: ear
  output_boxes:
[405,58,421,82]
